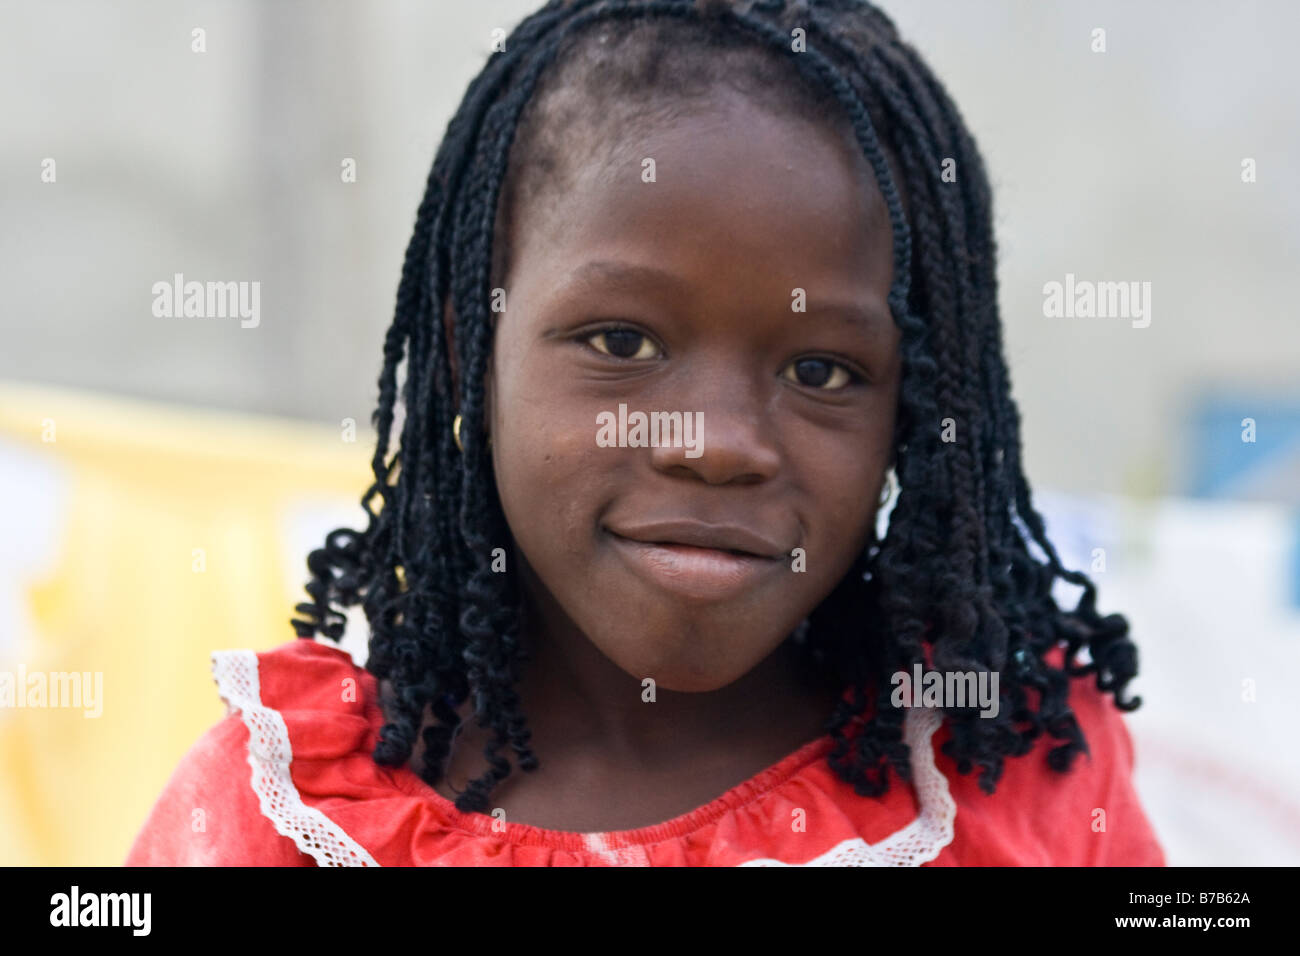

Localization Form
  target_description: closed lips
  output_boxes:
[604,521,784,559]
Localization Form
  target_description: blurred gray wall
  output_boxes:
[2,0,1297,497]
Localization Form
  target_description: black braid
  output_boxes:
[293,0,1144,814]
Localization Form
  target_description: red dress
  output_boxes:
[125,637,1166,866]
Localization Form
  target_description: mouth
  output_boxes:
[604,519,785,559]
[603,520,786,602]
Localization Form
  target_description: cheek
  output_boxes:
[491,382,612,555]
[820,466,883,567]
[794,420,894,571]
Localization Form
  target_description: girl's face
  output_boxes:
[486,90,901,692]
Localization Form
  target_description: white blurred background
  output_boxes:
[1,0,1298,865]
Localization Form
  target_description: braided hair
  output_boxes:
[293,0,1142,814]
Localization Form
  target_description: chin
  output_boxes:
[593,627,768,693]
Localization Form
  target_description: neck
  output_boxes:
[512,567,835,769]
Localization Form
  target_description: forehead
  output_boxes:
[499,92,894,304]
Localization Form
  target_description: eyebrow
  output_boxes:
[803,300,893,334]
[559,259,692,295]
[555,259,891,331]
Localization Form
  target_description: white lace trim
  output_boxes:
[737,706,957,866]
[210,649,379,867]
[211,647,955,867]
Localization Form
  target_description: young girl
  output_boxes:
[127,0,1165,866]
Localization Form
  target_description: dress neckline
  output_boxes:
[211,641,957,866]
[367,683,842,851]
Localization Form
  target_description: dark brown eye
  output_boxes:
[782,357,853,390]
[587,328,660,360]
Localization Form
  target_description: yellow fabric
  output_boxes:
[0,381,370,865]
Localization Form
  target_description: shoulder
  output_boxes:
[933,657,1166,866]
[125,638,371,867]
[124,709,315,866]
[210,636,367,716]
[1054,667,1165,864]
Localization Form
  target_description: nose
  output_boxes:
[648,369,781,485]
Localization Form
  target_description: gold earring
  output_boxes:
[449,413,488,455]
[452,414,490,453]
